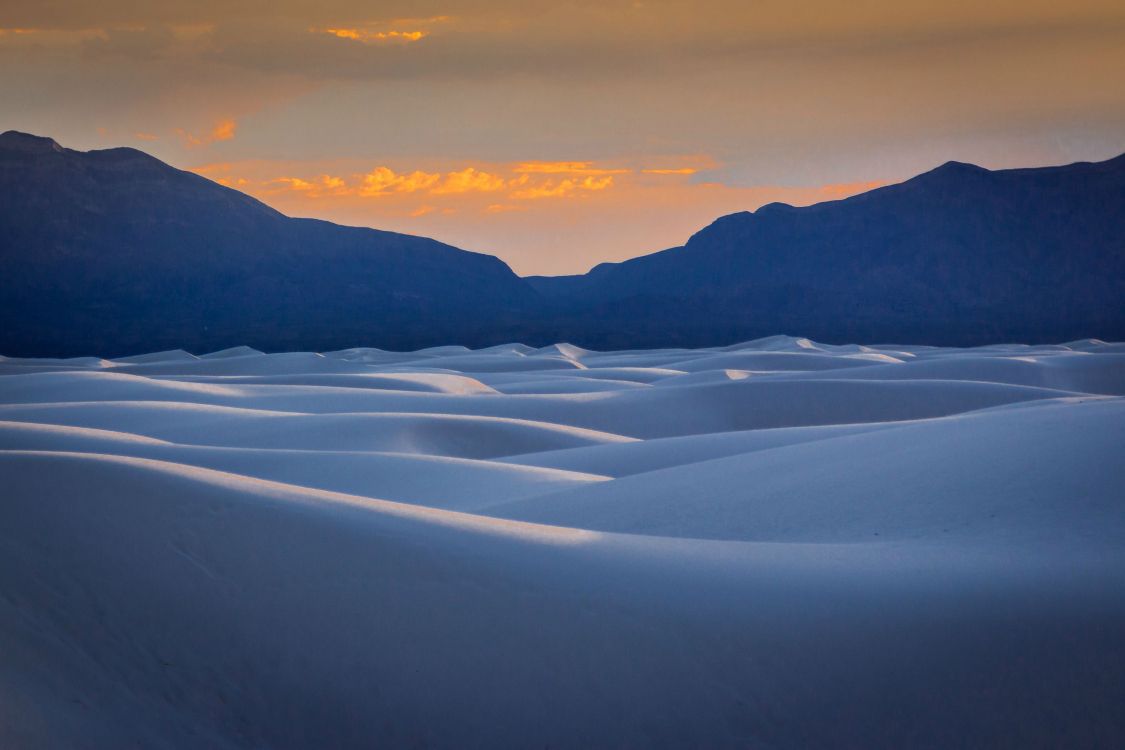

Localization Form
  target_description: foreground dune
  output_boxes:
[1,336,1123,748]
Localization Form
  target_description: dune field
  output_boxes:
[1,335,1123,748]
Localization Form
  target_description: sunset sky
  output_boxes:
[2,1,1123,275]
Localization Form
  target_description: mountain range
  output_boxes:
[0,131,534,356]
[2,130,1122,356]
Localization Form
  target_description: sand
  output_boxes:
[1,336,1123,748]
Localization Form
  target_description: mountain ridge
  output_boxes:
[1,130,1122,355]
[524,149,1124,347]
[0,130,537,357]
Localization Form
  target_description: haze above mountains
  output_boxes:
[1,130,1122,357]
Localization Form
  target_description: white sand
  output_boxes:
[1,336,1123,748]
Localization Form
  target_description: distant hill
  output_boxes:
[0,131,536,356]
[527,154,1125,347]
[1,131,1122,355]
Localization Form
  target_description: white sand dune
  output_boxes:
[490,397,1125,541]
[1,337,1123,748]
[0,422,608,511]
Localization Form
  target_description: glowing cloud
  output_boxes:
[317,28,427,43]
[351,166,511,196]
[357,167,441,196]
[188,156,897,276]
[176,118,237,148]
[510,175,615,200]
[313,13,449,44]
[431,168,508,195]
[271,175,349,197]
[228,161,627,204]
[210,119,237,142]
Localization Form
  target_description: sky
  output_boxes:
[2,1,1123,276]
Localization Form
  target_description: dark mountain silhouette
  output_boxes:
[0,131,536,356]
[1,131,1122,356]
[526,154,1125,347]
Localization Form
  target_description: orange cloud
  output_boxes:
[210,119,236,142]
[318,28,427,43]
[193,157,638,205]
[510,175,615,200]
[346,166,511,197]
[186,157,896,276]
[271,175,349,197]
[313,14,449,44]
[357,167,441,196]
[134,132,159,141]
[261,166,621,201]
[176,118,237,148]
[431,167,508,195]
[194,158,876,220]
[514,161,630,176]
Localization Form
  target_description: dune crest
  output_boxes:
[2,337,1124,747]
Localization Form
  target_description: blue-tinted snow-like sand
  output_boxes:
[2,335,1124,748]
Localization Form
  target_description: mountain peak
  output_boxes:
[900,159,993,190]
[755,201,796,214]
[929,159,990,176]
[0,130,64,154]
